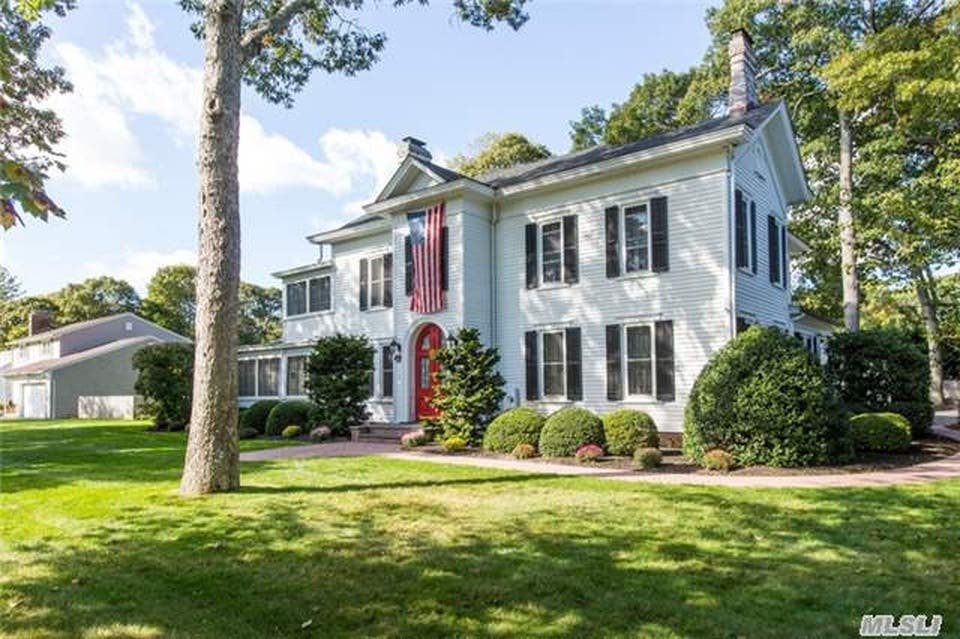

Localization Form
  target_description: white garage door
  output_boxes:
[21,383,48,419]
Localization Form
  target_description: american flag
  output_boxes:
[408,202,445,313]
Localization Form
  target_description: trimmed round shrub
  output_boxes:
[281,425,302,439]
[684,326,850,468]
[702,449,734,472]
[240,399,280,435]
[888,401,934,438]
[575,443,604,463]
[265,400,315,437]
[238,426,259,440]
[602,409,659,456]
[441,435,467,452]
[538,407,605,457]
[633,447,662,469]
[482,408,545,453]
[401,429,430,448]
[511,443,537,459]
[849,413,912,452]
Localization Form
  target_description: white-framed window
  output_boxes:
[622,203,650,273]
[286,355,307,396]
[540,220,563,284]
[308,276,332,313]
[257,358,280,396]
[361,253,392,310]
[541,330,566,397]
[625,324,654,397]
[238,360,257,396]
[286,281,307,316]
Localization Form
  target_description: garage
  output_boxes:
[21,382,49,419]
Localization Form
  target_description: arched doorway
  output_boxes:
[413,323,443,420]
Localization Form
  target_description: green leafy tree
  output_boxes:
[238,282,281,345]
[176,0,531,494]
[51,276,141,325]
[0,294,57,345]
[141,265,197,338]
[305,333,373,435]
[0,266,22,301]
[450,132,550,178]
[133,343,194,431]
[569,105,607,151]
[1,0,71,229]
[428,327,505,443]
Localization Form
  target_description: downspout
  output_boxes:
[727,145,738,339]
[490,200,499,348]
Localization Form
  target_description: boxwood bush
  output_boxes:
[826,329,933,437]
[482,408,545,453]
[265,400,315,437]
[684,326,850,467]
[849,412,912,452]
[240,399,280,435]
[538,407,605,457]
[601,409,659,456]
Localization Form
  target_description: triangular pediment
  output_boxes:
[375,156,450,203]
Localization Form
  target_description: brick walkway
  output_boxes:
[241,412,960,489]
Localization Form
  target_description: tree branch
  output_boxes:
[240,0,314,63]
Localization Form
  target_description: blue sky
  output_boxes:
[7,0,714,296]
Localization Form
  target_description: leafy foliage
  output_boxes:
[132,343,194,431]
[0,1,72,230]
[825,328,932,435]
[239,399,280,435]
[280,425,302,439]
[482,407,545,454]
[574,443,603,464]
[601,409,659,456]
[633,447,662,469]
[238,282,282,345]
[849,412,912,453]
[684,327,850,468]
[0,265,22,301]
[51,277,140,325]
[0,294,57,345]
[428,327,505,444]
[441,435,467,452]
[450,132,550,178]
[702,449,735,472]
[511,442,536,459]
[306,333,373,435]
[265,399,315,437]
[538,407,605,458]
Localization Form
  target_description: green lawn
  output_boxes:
[1,420,958,638]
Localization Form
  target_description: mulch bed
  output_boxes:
[414,435,960,476]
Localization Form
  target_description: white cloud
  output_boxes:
[49,2,401,198]
[82,248,197,293]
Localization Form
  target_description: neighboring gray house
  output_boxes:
[0,312,190,419]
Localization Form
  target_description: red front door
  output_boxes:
[414,324,443,420]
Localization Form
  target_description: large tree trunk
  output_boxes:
[838,110,859,332]
[915,266,945,406]
[180,0,243,495]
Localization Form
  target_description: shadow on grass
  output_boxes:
[239,472,564,494]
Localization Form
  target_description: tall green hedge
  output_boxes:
[306,334,373,435]
[684,326,850,467]
[826,329,933,436]
[132,343,194,431]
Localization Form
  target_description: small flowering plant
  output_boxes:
[574,443,604,463]
[401,429,429,448]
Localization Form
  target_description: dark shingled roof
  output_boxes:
[479,102,780,188]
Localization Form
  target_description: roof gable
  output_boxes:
[375,156,467,203]
[752,103,810,205]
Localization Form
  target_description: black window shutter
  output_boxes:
[605,324,623,400]
[441,226,449,291]
[655,320,675,401]
[565,327,582,401]
[404,235,413,296]
[524,330,539,400]
[359,258,368,311]
[767,215,779,284]
[651,196,669,272]
[735,190,747,269]
[605,206,620,278]
[562,215,579,284]
[780,226,788,288]
[524,223,538,289]
[749,201,758,274]
[383,252,393,308]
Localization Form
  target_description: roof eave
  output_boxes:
[306,218,392,245]
[270,261,334,279]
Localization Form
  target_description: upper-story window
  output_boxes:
[605,196,669,277]
[525,216,579,288]
[735,190,758,274]
[359,253,393,311]
[767,215,788,288]
[623,204,650,273]
[286,274,331,317]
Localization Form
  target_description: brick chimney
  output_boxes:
[728,29,758,116]
[28,310,53,336]
[397,136,432,162]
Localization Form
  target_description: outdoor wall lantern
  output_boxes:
[389,339,402,363]
[445,333,458,348]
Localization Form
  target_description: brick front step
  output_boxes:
[350,423,423,443]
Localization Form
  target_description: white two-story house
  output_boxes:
[238,30,830,436]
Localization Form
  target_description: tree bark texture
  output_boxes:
[838,110,859,333]
[180,0,243,495]
[915,267,945,406]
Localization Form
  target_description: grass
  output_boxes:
[1,420,959,638]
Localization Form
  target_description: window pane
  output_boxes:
[319,276,331,310]
[381,346,393,399]
[258,358,280,396]
[542,332,565,396]
[543,331,564,363]
[370,258,383,307]
[286,281,306,316]
[238,360,256,396]
[286,356,305,396]
[624,205,648,272]
[541,222,562,283]
[308,278,322,313]
[626,326,652,395]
